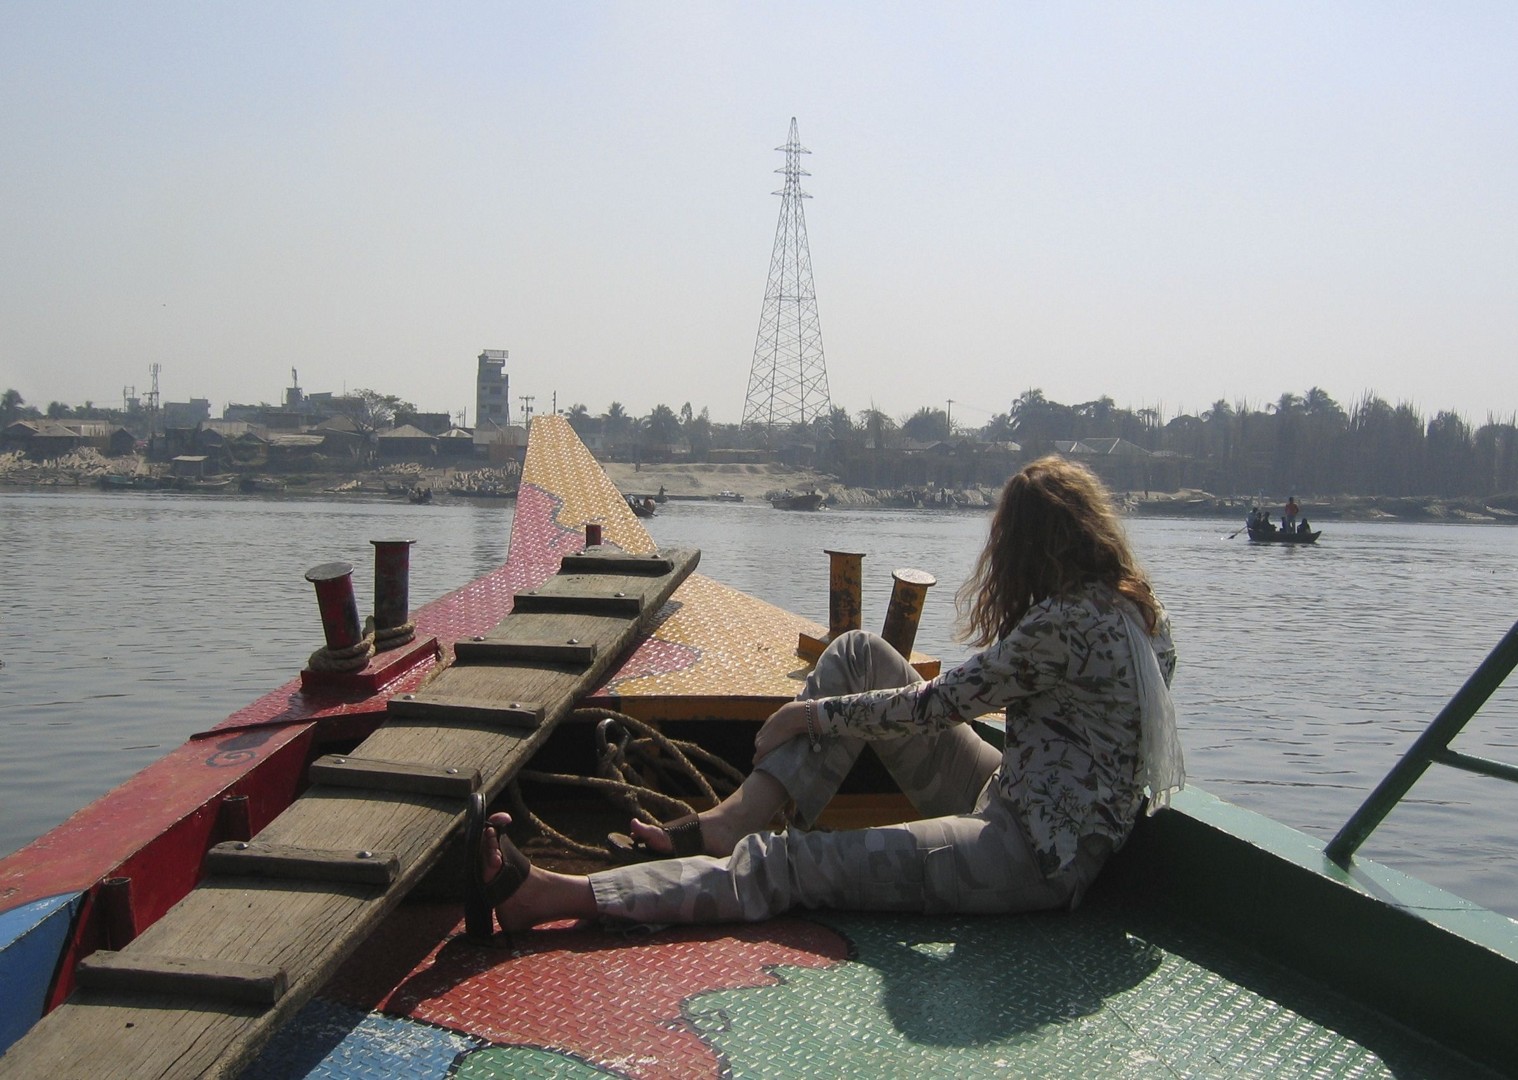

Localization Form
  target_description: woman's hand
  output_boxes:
[754,700,810,763]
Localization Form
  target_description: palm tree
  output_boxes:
[1,388,23,424]
[900,407,949,442]
[979,412,1017,443]
[644,404,682,449]
[1010,389,1069,456]
[1267,392,1306,492]
[684,406,713,461]
[602,402,631,448]
[564,403,592,433]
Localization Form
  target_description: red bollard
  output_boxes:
[100,876,137,949]
[824,549,865,638]
[370,539,416,631]
[304,561,362,651]
[881,568,937,659]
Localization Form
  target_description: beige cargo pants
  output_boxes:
[589,630,1096,924]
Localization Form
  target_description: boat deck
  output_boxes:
[243,883,1495,1079]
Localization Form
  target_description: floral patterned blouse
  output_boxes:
[815,580,1177,878]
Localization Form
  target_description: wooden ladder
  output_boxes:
[0,546,698,1080]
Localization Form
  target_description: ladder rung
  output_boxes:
[559,551,675,575]
[453,638,597,665]
[204,841,399,885]
[76,951,288,1006]
[511,590,643,615]
[308,754,480,797]
[387,696,545,728]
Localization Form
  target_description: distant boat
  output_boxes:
[712,490,744,503]
[98,474,158,491]
[1243,512,1320,544]
[240,477,286,494]
[449,485,516,499]
[1248,525,1320,544]
[408,486,434,505]
[176,476,231,492]
[627,494,656,518]
[769,490,826,511]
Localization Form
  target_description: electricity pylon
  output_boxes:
[741,118,832,429]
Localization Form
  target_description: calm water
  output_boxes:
[3,491,1516,920]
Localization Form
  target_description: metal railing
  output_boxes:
[1326,618,1518,865]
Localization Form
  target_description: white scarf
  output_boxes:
[1119,607,1185,813]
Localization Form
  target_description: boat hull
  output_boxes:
[1247,528,1320,543]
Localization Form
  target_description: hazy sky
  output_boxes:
[3,3,1515,429]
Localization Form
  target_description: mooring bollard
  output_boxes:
[824,549,865,638]
[880,567,937,658]
[218,793,252,843]
[100,876,137,949]
[304,561,363,651]
[585,521,603,547]
[370,539,416,632]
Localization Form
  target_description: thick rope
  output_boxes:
[306,637,375,673]
[373,620,416,651]
[508,707,751,861]
[306,616,417,672]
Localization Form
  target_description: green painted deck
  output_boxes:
[247,886,1499,1079]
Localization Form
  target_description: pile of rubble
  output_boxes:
[0,448,139,487]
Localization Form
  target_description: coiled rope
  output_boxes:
[507,707,753,861]
[306,616,418,673]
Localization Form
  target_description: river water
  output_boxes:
[2,490,1516,920]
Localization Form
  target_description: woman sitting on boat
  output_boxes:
[468,456,1181,936]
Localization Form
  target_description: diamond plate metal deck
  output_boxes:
[244,889,1499,1079]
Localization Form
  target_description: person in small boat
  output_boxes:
[1284,495,1300,530]
[1297,518,1310,535]
[468,456,1181,936]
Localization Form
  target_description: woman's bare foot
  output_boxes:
[482,813,596,932]
[626,770,788,857]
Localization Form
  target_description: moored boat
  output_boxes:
[98,473,160,491]
[1,416,1514,1078]
[711,489,744,502]
[769,489,826,511]
[175,476,232,493]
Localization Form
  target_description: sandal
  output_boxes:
[464,791,531,942]
[606,818,705,862]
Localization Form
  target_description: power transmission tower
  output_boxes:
[741,118,832,429]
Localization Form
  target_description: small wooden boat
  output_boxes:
[626,494,656,517]
[711,490,744,503]
[769,490,826,511]
[98,474,159,492]
[408,486,434,505]
[3,416,1515,1079]
[1247,524,1321,544]
[176,476,232,493]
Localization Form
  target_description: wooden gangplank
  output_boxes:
[0,546,698,1080]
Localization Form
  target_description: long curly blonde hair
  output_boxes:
[956,456,1158,647]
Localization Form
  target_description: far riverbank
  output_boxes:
[4,448,1517,524]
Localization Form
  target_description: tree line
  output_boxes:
[560,389,1518,498]
[8,385,1517,497]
